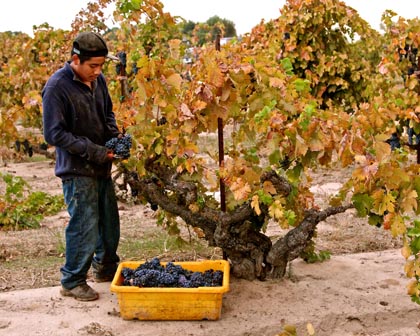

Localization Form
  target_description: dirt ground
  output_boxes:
[1,158,420,336]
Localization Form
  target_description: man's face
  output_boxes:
[72,55,106,83]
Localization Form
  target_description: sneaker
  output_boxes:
[93,273,115,283]
[60,283,99,301]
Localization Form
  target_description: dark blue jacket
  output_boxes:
[42,62,120,179]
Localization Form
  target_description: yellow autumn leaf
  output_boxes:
[307,323,315,336]
[379,192,396,215]
[405,260,415,277]
[178,141,199,157]
[373,140,391,162]
[389,213,406,237]
[354,154,367,165]
[309,133,325,152]
[263,181,277,195]
[339,146,354,167]
[407,77,418,90]
[251,195,261,215]
[269,200,284,220]
[168,39,181,59]
[282,325,296,333]
[414,259,420,277]
[166,73,182,91]
[269,77,284,88]
[166,130,180,142]
[351,135,367,154]
[230,178,251,201]
[192,100,207,112]
[378,166,410,190]
[402,240,412,260]
[181,119,196,134]
[188,203,199,213]
[179,103,194,121]
[154,94,168,108]
[375,133,391,142]
[295,134,308,157]
[136,82,147,104]
[218,167,228,180]
[372,189,395,215]
[184,158,196,174]
[220,84,231,102]
[407,280,419,296]
[207,62,224,88]
[204,170,218,190]
[154,141,163,155]
[400,189,418,213]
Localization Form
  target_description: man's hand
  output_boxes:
[106,149,115,161]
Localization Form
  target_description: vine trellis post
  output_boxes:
[215,34,226,213]
[215,34,227,260]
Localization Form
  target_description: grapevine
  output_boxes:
[0,173,64,230]
[1,0,420,305]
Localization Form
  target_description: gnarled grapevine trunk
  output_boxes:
[124,157,352,280]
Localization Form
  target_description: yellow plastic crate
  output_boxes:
[110,259,230,320]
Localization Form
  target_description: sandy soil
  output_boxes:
[0,159,419,336]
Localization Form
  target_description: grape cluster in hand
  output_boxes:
[121,257,224,288]
[105,134,132,158]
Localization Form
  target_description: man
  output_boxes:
[42,32,121,301]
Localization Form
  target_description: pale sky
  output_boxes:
[0,0,418,36]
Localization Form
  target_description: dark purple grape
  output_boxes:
[105,134,132,158]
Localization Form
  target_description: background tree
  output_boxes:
[206,15,237,38]
[180,19,196,37]
[179,15,237,46]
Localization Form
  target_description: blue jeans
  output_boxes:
[61,176,120,289]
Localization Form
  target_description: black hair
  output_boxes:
[71,51,91,64]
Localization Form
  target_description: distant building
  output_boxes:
[220,37,233,46]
